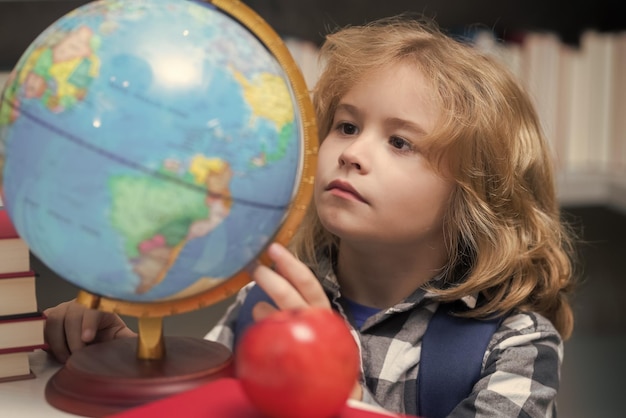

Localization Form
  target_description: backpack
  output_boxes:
[234,285,503,418]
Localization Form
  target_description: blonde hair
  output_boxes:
[291,16,576,339]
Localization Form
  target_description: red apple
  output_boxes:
[235,307,360,418]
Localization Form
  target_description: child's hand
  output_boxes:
[251,242,331,321]
[251,243,364,402]
[43,299,136,363]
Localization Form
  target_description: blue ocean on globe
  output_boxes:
[0,0,303,302]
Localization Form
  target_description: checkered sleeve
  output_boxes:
[203,282,256,350]
[448,311,563,418]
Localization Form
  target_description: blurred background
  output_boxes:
[2,1,625,417]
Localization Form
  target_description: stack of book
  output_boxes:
[0,205,47,383]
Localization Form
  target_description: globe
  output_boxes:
[0,0,317,315]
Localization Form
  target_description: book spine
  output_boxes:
[0,343,48,355]
[0,370,36,383]
[521,32,562,161]
[583,31,614,173]
[0,208,19,240]
[0,312,46,323]
[0,270,35,280]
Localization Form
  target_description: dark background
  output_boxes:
[1,1,625,417]
[2,0,626,70]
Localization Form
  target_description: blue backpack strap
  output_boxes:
[233,284,276,348]
[417,302,504,418]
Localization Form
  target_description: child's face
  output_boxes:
[314,62,453,249]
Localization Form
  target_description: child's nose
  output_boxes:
[338,139,369,171]
[338,153,362,170]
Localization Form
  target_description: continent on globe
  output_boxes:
[19,25,100,113]
[233,71,293,133]
[109,155,234,294]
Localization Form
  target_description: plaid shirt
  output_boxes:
[205,269,562,418]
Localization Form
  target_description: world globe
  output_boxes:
[0,0,317,315]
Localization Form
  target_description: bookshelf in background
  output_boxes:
[0,204,47,382]
[520,32,562,167]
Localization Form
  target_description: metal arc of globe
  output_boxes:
[0,0,318,318]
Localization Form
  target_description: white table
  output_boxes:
[0,350,79,417]
[0,350,397,418]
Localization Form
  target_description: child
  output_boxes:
[44,16,576,417]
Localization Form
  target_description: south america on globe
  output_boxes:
[0,0,310,304]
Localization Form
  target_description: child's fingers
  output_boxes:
[266,243,331,309]
[64,302,92,351]
[80,308,105,343]
[253,263,309,310]
[43,303,72,363]
[251,301,279,322]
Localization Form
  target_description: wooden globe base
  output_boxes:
[45,336,234,417]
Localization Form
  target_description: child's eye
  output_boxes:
[338,122,358,135]
[389,136,413,151]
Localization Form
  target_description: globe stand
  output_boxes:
[45,294,234,417]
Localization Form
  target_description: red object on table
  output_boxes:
[108,377,405,418]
